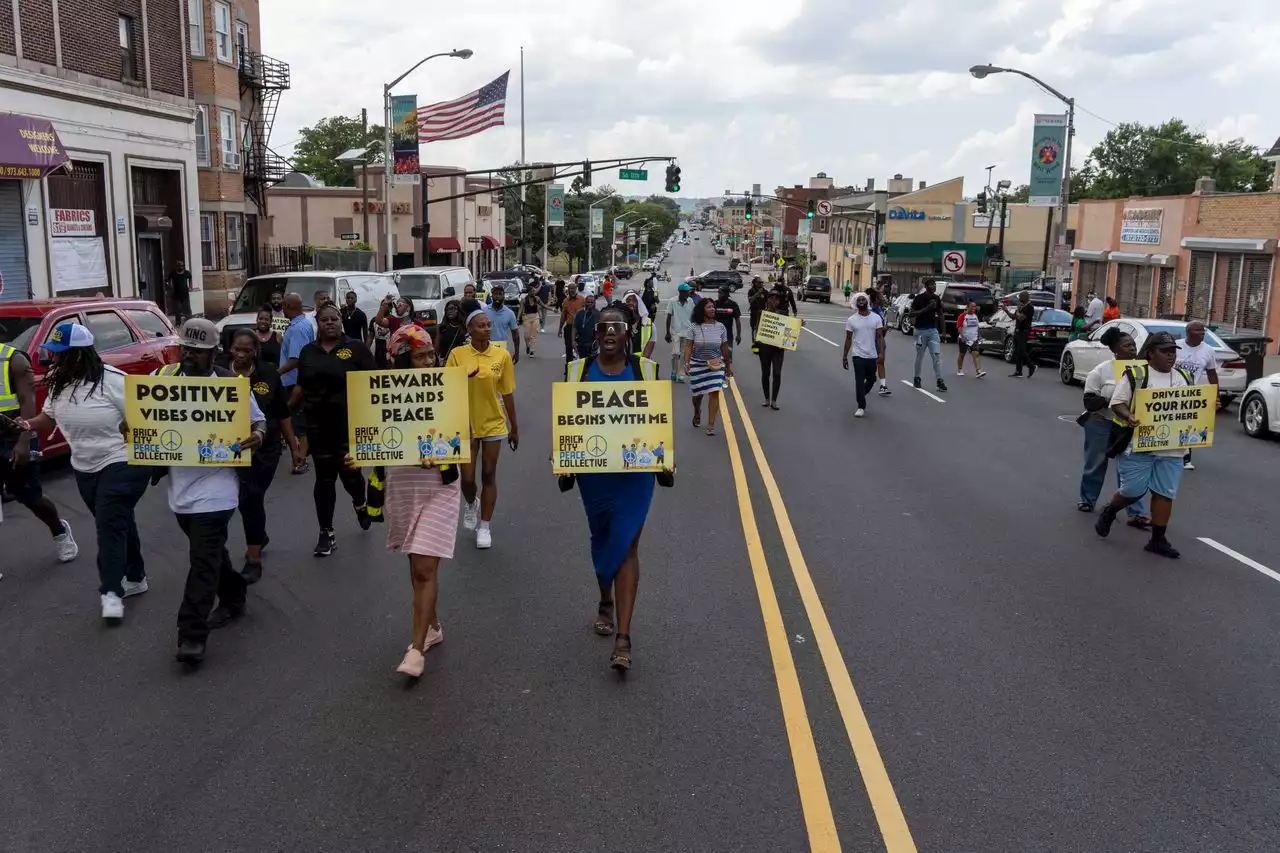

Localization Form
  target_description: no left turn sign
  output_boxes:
[942,250,966,275]
[816,200,832,216]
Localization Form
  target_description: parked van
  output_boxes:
[215,271,397,350]
[393,266,475,328]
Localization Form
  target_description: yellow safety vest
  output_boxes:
[0,344,20,412]
[567,356,659,382]
[1112,364,1196,425]
[633,320,654,357]
[152,363,182,376]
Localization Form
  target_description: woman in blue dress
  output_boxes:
[564,301,671,672]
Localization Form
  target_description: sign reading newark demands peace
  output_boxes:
[552,380,673,474]
[1131,383,1216,452]
[755,311,801,351]
[125,375,251,467]
[346,367,471,466]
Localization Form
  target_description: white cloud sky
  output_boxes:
[261,0,1280,200]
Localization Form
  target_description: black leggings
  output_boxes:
[758,345,785,400]
[239,449,280,547]
[311,450,366,531]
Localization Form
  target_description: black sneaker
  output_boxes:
[241,561,263,585]
[1095,506,1118,538]
[877,385,892,396]
[355,504,372,531]
[207,604,245,629]
[936,380,948,392]
[1144,537,1181,559]
[313,529,336,558]
[913,377,922,389]
[175,640,205,665]
[1028,363,1038,377]
[1008,372,1023,378]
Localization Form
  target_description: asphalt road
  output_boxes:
[3,233,1280,852]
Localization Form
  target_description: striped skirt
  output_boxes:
[689,359,726,395]
[384,466,461,559]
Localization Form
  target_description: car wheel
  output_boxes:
[824,297,830,303]
[1003,337,1015,363]
[1242,394,1269,437]
[1059,352,1076,385]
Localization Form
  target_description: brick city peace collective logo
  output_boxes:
[252,381,270,396]
[335,347,352,360]
[550,195,563,211]
[1034,135,1062,172]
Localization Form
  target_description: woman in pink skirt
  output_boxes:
[347,324,460,678]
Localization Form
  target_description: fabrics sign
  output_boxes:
[49,208,95,237]
[1028,113,1068,207]
[1120,207,1163,244]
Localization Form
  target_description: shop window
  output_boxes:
[214,1,232,62]
[119,15,139,81]
[200,214,217,270]
[195,106,210,166]
[188,0,205,56]
[225,213,243,269]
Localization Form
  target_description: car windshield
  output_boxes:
[1036,308,1072,324]
[946,288,993,305]
[396,272,443,300]
[1142,323,1227,348]
[809,277,831,286]
[0,316,42,350]
[233,276,332,313]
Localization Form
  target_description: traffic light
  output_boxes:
[806,199,815,219]
[582,161,591,187]
[744,198,753,220]
[665,163,681,193]
[976,190,988,214]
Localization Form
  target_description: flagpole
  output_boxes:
[519,46,527,264]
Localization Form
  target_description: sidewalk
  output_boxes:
[1265,354,1280,376]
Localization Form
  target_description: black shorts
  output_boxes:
[0,438,43,504]
[958,339,979,354]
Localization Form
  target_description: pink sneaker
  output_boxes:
[396,646,425,677]
[424,624,444,651]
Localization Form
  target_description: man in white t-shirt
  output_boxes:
[664,284,696,383]
[1174,321,1218,471]
[841,292,885,417]
[1096,332,1194,558]
[1085,292,1105,328]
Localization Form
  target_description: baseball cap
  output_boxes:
[678,283,692,292]
[179,318,219,350]
[41,322,95,352]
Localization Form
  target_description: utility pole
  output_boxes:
[360,108,370,251]
[994,191,1009,288]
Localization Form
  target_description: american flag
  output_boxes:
[416,72,509,143]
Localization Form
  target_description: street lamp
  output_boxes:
[586,191,615,273]
[970,62,1075,304]
[383,48,473,272]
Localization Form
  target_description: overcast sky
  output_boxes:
[262,0,1279,200]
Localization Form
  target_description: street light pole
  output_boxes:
[382,48,473,273]
[586,192,615,273]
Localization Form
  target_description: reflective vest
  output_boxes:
[1112,364,1196,425]
[633,319,654,357]
[566,355,659,382]
[152,363,182,376]
[0,344,20,412]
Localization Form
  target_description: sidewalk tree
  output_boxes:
[290,115,384,187]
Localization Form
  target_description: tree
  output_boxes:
[1074,119,1273,199]
[1006,184,1030,203]
[290,115,384,187]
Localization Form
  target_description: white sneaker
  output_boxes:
[476,527,492,549]
[121,578,149,598]
[101,592,124,620]
[462,499,479,531]
[854,408,865,418]
[1183,461,1195,470]
[54,519,78,563]
[957,371,965,376]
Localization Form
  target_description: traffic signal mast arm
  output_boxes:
[420,156,678,206]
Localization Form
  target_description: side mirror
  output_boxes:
[443,286,456,298]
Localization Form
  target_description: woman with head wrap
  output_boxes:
[623,290,655,359]
[444,302,519,550]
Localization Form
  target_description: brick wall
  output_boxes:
[1196,193,1280,238]
[57,0,142,84]
[16,0,57,65]
[146,0,186,97]
[0,5,15,54]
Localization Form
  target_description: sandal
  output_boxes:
[610,633,632,672]
[1077,501,1093,513]
[593,600,615,636]
[1127,516,1151,530]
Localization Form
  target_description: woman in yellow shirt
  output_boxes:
[444,305,519,549]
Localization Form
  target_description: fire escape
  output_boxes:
[238,50,291,215]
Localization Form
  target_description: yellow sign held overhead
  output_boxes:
[552,380,673,474]
[125,375,252,467]
[755,311,801,351]
[346,367,471,466]
[1131,383,1216,453]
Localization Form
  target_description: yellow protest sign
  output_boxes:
[552,380,673,474]
[755,311,801,351]
[345,367,471,466]
[1131,383,1216,453]
[125,375,252,467]
[1112,359,1145,384]
[270,315,289,334]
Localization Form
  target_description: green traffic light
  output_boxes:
[806,211,814,219]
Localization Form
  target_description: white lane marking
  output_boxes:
[796,316,848,324]
[1197,538,1280,584]
[803,326,840,347]
[900,379,946,403]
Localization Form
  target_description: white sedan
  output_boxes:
[1059,318,1247,405]
[1239,373,1280,437]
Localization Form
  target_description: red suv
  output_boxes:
[0,299,181,457]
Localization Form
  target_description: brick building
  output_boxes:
[1,0,201,310]
[187,0,290,316]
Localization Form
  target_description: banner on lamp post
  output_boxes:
[612,219,625,245]
[590,207,604,238]
[390,95,420,186]
[546,184,565,227]
[1029,113,1067,207]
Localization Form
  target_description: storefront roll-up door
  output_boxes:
[1186,251,1213,322]
[1114,263,1144,317]
[1240,255,1273,334]
[0,181,30,302]
[1156,267,1175,317]
[1076,260,1105,305]
[1210,254,1242,327]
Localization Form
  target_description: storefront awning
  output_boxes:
[480,235,500,251]
[1071,249,1109,261]
[426,237,461,253]
[1149,253,1177,267]
[0,113,70,179]
[1109,251,1151,264]
[885,242,986,264]
[1181,236,1274,253]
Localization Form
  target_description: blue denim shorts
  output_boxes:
[1116,452,1183,500]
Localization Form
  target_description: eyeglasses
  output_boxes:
[595,321,628,333]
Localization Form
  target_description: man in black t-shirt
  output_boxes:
[714,285,742,356]
[1002,290,1037,377]
[909,278,947,391]
[167,261,192,323]
[340,291,369,344]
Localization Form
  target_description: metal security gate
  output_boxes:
[1155,266,1175,317]
[1114,263,1144,317]
[0,182,30,302]
[1186,251,1213,321]
[1076,260,1106,303]
[1208,253,1274,333]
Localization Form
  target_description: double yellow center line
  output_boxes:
[720,377,917,853]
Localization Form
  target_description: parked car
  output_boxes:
[394,266,477,328]
[690,269,742,291]
[217,271,397,349]
[479,278,524,310]
[0,298,181,458]
[1238,372,1280,438]
[612,265,635,280]
[886,294,914,334]
[641,258,660,272]
[976,306,1074,365]
[937,283,995,341]
[1059,318,1247,406]
[799,276,832,303]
